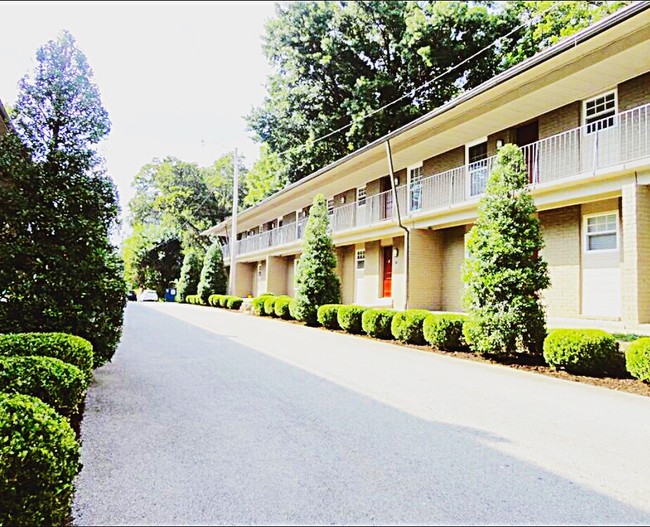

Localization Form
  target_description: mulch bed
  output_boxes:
[200,306,650,398]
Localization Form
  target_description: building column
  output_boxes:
[266,256,288,295]
[407,228,443,311]
[233,262,254,298]
[622,183,650,325]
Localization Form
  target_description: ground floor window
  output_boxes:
[356,250,365,271]
[584,212,618,251]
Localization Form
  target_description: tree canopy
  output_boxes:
[244,1,628,197]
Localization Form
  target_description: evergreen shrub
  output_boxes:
[391,310,431,344]
[625,337,650,382]
[274,296,293,319]
[543,329,621,375]
[317,305,342,329]
[337,305,367,334]
[423,314,468,351]
[362,309,397,339]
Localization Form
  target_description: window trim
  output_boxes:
[582,89,618,134]
[407,162,424,213]
[327,197,334,215]
[465,136,488,165]
[583,210,619,253]
[357,186,367,207]
[355,249,366,271]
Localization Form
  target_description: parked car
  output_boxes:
[126,290,137,301]
[138,289,159,302]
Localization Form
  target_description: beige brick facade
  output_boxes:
[336,246,355,304]
[539,206,581,317]
[441,226,466,312]
[619,72,650,112]
[539,102,581,139]
[266,256,287,295]
[422,147,464,178]
[408,229,442,310]
[621,183,650,324]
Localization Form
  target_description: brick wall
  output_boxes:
[408,229,442,310]
[619,72,650,112]
[539,102,581,139]
[539,206,581,317]
[336,246,355,304]
[441,226,466,312]
[266,256,287,295]
[422,146,465,177]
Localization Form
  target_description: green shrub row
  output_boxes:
[0,393,80,527]
[362,309,397,339]
[0,332,94,382]
[543,329,622,375]
[185,294,204,305]
[208,295,243,310]
[317,304,342,329]
[250,293,275,316]
[274,297,293,319]
[626,337,650,382]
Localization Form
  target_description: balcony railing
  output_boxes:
[221,103,650,259]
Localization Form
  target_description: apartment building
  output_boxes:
[204,3,650,327]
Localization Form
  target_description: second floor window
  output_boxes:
[584,90,617,134]
[357,187,367,206]
[327,198,334,216]
[409,165,423,211]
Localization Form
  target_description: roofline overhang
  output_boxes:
[203,0,650,237]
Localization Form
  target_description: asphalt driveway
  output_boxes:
[72,302,650,525]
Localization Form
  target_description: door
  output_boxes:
[515,121,539,183]
[380,176,393,220]
[382,246,392,298]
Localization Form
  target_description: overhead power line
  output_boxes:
[272,1,561,159]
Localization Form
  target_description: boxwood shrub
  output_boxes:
[226,297,243,310]
[263,296,279,317]
[625,337,650,382]
[362,309,397,340]
[289,299,298,320]
[251,294,274,316]
[337,305,368,334]
[0,393,80,527]
[0,356,87,416]
[208,294,225,307]
[423,314,468,351]
[317,304,342,329]
[0,332,93,381]
[186,294,203,305]
[543,329,621,375]
[274,296,293,319]
[391,309,431,344]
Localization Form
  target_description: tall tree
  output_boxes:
[0,31,125,366]
[247,1,628,184]
[197,242,227,303]
[242,144,288,207]
[176,246,205,302]
[462,144,549,357]
[293,194,340,326]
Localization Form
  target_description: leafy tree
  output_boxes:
[293,194,340,326]
[122,223,182,297]
[0,31,125,366]
[462,144,549,357]
[197,242,227,303]
[176,247,205,302]
[248,1,628,184]
[242,144,288,207]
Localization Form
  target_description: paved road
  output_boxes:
[73,302,650,525]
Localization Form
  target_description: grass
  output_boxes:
[611,333,643,342]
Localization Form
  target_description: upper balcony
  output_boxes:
[222,102,650,260]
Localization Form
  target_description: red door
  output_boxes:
[382,246,392,298]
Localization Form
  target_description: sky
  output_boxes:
[0,1,278,238]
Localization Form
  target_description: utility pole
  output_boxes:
[229,147,239,296]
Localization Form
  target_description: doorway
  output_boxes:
[382,246,393,298]
[380,176,393,220]
[515,121,539,183]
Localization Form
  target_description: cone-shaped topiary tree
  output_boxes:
[462,144,550,357]
[293,194,340,325]
[197,242,227,303]
[176,247,205,302]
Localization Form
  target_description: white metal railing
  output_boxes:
[224,103,650,258]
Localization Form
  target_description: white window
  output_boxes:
[327,198,334,215]
[408,163,423,212]
[357,187,367,206]
[356,249,365,270]
[585,212,618,252]
[466,137,489,197]
[583,90,617,134]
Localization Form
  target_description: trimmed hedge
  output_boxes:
[423,314,467,351]
[362,309,397,340]
[0,356,86,416]
[274,296,293,319]
[226,297,243,310]
[289,299,298,320]
[186,295,204,305]
[0,393,80,527]
[0,332,93,381]
[543,329,621,375]
[317,304,342,330]
[251,294,275,316]
[337,305,367,334]
[625,337,650,382]
[208,294,225,307]
[391,309,431,344]
[263,296,279,317]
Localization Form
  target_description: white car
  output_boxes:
[138,289,159,302]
